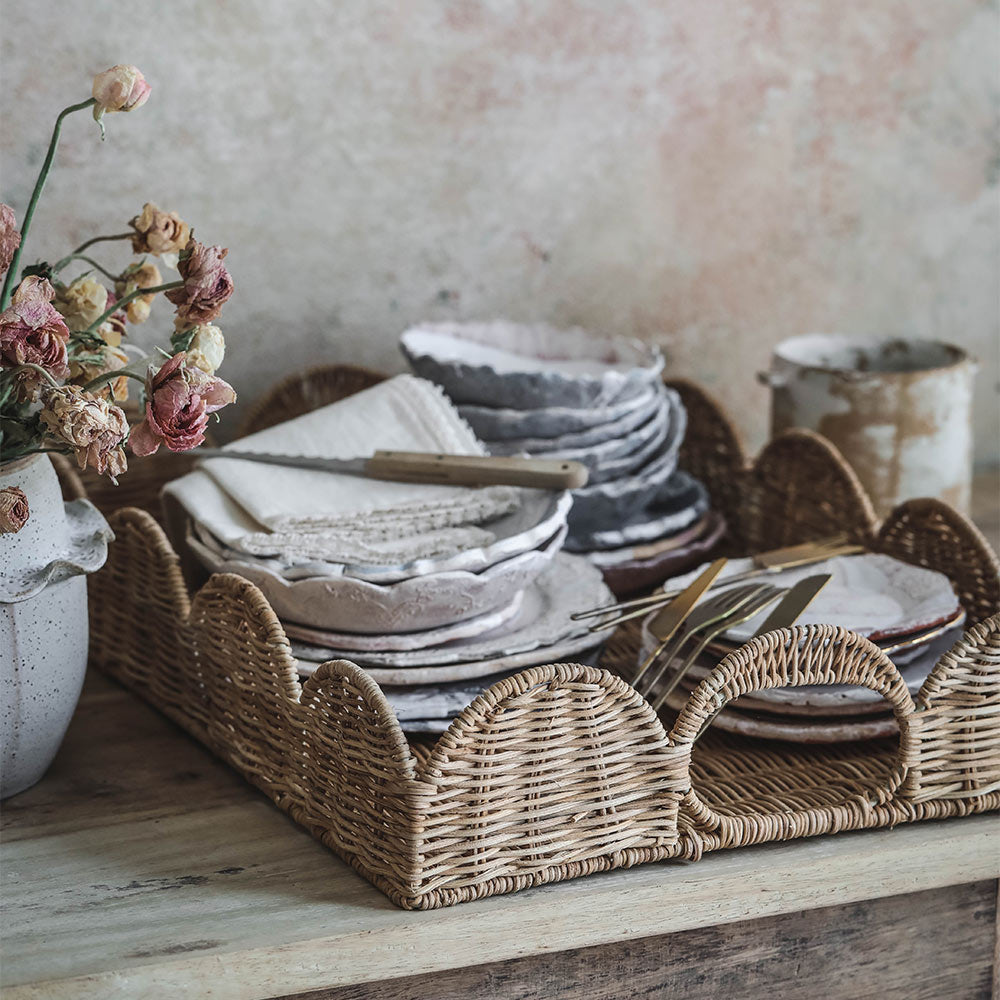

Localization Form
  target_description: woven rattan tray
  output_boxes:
[60,365,1000,910]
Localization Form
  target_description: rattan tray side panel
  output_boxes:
[742,430,880,553]
[412,665,686,901]
[903,613,1000,804]
[666,378,747,554]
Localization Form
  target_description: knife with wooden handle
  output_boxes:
[195,448,590,491]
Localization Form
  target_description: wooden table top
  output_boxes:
[2,669,997,1000]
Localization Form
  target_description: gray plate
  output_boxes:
[459,384,658,442]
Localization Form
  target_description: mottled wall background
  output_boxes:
[2,0,998,459]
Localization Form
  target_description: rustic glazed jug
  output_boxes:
[761,335,977,518]
[0,454,113,798]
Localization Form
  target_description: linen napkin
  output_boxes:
[164,374,520,565]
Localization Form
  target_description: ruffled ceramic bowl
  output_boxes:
[485,390,671,483]
[565,388,687,538]
[400,321,664,409]
[185,520,567,633]
[459,383,659,442]
[566,470,710,552]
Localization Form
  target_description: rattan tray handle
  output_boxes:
[667,625,918,844]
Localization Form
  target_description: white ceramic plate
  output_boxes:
[640,616,965,712]
[193,488,572,584]
[660,686,898,743]
[295,634,607,686]
[663,553,961,643]
[185,521,566,634]
[281,590,525,652]
[459,384,658,441]
[401,321,664,409]
[291,552,612,674]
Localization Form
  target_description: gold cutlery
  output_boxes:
[629,558,728,692]
[637,584,784,710]
[576,534,863,632]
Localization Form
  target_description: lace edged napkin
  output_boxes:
[163,374,521,566]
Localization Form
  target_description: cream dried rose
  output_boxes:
[115,259,162,324]
[185,324,225,374]
[129,203,190,260]
[54,276,109,332]
[0,487,29,534]
[69,343,130,401]
[40,384,129,479]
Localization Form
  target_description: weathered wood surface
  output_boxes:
[2,672,998,1000]
[281,881,998,1000]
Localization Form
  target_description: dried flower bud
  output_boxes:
[185,324,225,374]
[92,65,151,121]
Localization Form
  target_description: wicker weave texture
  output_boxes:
[81,364,1000,909]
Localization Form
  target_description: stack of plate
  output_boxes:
[639,553,965,743]
[401,321,724,595]
[187,521,611,734]
[168,375,616,735]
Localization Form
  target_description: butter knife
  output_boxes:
[750,573,832,638]
[195,448,589,491]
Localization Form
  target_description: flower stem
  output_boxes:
[4,362,62,390]
[0,98,98,311]
[82,369,147,394]
[52,254,120,281]
[83,279,183,334]
[70,232,132,255]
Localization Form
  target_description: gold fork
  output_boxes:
[633,583,779,703]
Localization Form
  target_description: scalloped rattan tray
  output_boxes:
[61,365,1000,910]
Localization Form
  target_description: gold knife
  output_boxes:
[750,573,831,638]
[630,558,727,689]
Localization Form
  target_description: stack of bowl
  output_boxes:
[401,321,725,595]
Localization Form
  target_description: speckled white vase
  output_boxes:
[0,454,113,799]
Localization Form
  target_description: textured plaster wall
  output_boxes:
[2,0,998,458]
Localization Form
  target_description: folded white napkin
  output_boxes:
[164,374,520,565]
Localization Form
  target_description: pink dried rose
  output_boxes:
[39,383,129,480]
[129,203,190,258]
[0,487,29,534]
[165,241,234,327]
[129,352,236,456]
[0,203,20,278]
[115,259,162,324]
[92,65,151,120]
[0,276,70,396]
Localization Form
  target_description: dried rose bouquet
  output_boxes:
[0,65,237,494]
